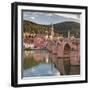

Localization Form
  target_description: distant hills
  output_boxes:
[23,20,50,34]
[54,21,80,37]
[23,20,80,38]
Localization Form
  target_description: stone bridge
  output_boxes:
[46,38,80,65]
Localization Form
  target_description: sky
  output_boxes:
[23,11,80,25]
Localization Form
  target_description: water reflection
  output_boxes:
[23,49,80,77]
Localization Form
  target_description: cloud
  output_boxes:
[46,13,54,16]
[30,16,35,20]
[23,11,80,24]
[55,13,80,20]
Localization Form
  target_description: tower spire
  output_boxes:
[68,30,70,38]
[51,23,54,37]
[51,23,54,31]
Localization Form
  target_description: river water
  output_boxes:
[22,49,80,77]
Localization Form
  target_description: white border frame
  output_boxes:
[17,5,86,85]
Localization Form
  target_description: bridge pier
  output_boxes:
[51,44,57,54]
[70,50,80,65]
[57,44,64,58]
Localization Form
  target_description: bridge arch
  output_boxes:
[63,43,71,55]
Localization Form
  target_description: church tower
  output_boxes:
[51,23,54,37]
[68,30,70,38]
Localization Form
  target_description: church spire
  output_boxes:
[68,30,70,38]
[51,23,54,31]
[51,23,54,37]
